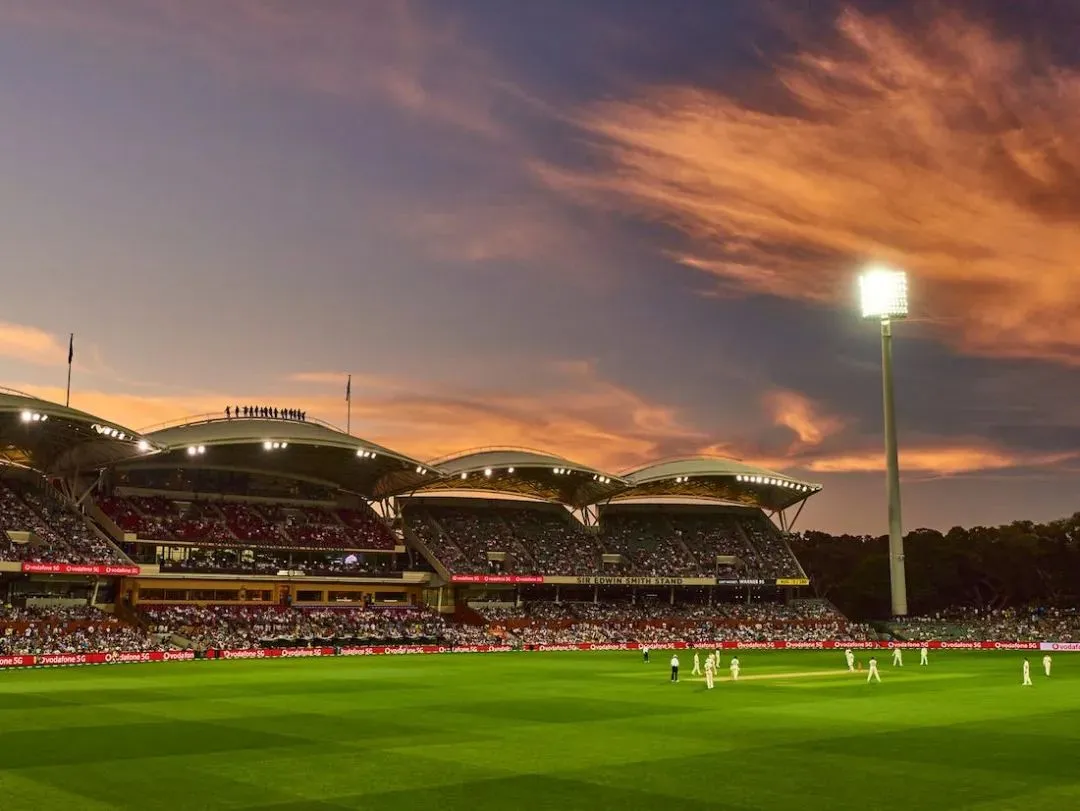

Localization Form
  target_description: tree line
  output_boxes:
[788,513,1080,620]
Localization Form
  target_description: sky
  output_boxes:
[1,0,1080,535]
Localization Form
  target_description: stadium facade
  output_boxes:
[0,389,819,615]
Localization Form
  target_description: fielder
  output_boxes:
[692,652,702,676]
[844,648,855,672]
[867,656,881,683]
[892,647,903,667]
[729,656,740,682]
[920,646,929,666]
[1043,654,1052,677]
[1022,658,1032,686]
[704,654,716,690]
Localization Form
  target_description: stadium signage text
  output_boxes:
[450,574,808,587]
[572,576,690,586]
[0,641,1047,670]
[716,579,767,586]
[21,562,141,576]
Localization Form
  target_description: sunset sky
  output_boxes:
[2,0,1080,534]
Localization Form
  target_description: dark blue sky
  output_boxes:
[1,0,1079,534]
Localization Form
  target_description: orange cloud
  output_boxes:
[764,389,844,450]
[0,322,68,367]
[542,7,1080,364]
[15,360,704,471]
[800,446,1077,477]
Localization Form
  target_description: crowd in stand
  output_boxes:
[0,482,127,565]
[224,405,306,421]
[403,502,807,580]
[473,599,876,645]
[140,604,473,649]
[0,604,164,655]
[98,496,396,551]
[890,606,1080,642]
[158,548,394,577]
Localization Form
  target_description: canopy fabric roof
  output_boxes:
[614,456,821,511]
[416,447,626,508]
[126,415,434,499]
[0,389,156,474]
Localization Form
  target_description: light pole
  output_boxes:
[859,267,908,617]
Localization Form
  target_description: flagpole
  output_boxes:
[346,374,352,435]
[65,334,74,407]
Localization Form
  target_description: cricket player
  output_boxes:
[642,645,650,664]
[704,654,716,690]
[867,656,881,683]
[715,647,721,668]
[1043,654,1052,677]
[692,652,702,675]
[892,647,903,667]
[844,648,855,672]
[670,653,680,683]
[920,646,929,666]
[1022,658,1032,686]
[730,656,740,682]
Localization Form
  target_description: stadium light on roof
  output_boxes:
[859,263,909,617]
[484,468,492,477]
[507,467,514,474]
[137,440,151,452]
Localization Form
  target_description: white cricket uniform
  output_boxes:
[692,653,702,675]
[867,658,881,683]
[1023,660,1032,686]
[704,657,715,690]
[892,647,903,666]
[845,649,855,672]
[730,657,740,681]
[920,647,928,666]
[1043,655,1052,677]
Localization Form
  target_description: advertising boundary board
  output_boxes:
[0,640,1046,671]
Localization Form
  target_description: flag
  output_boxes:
[67,334,74,365]
[345,374,351,402]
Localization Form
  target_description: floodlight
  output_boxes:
[507,467,514,474]
[137,440,151,452]
[20,410,31,422]
[264,441,273,451]
[280,442,287,449]
[197,445,205,454]
[187,446,197,456]
[484,468,492,477]
[460,472,467,479]
[415,465,423,473]
[859,267,908,320]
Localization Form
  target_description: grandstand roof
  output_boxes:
[0,388,158,474]
[614,456,821,511]
[118,415,435,499]
[416,447,627,508]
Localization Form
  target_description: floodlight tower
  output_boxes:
[859,267,909,617]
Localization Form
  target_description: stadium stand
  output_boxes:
[0,480,128,565]
[403,499,806,579]
[0,604,163,655]
[888,607,1080,642]
[472,599,874,644]
[139,604,493,649]
[97,494,396,551]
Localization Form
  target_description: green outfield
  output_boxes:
[0,650,1075,810]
